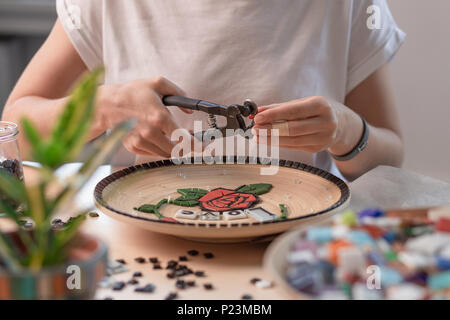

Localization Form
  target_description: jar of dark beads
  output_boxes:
[0,122,24,209]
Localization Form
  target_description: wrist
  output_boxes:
[90,85,112,138]
[328,105,364,156]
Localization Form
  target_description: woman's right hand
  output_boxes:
[95,77,191,158]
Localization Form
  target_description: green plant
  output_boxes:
[0,69,134,272]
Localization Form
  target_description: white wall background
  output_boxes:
[388,0,450,182]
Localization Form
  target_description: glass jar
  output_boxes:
[0,121,24,209]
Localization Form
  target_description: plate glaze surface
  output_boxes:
[94,158,350,243]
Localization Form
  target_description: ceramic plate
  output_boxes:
[94,157,350,243]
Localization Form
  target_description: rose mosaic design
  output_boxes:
[198,188,258,212]
[133,183,288,222]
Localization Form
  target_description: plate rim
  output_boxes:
[94,156,350,228]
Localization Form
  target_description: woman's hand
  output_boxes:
[252,96,363,155]
[95,77,192,158]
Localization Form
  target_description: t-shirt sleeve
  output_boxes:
[56,0,103,70]
[346,0,406,94]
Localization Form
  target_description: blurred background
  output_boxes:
[0,0,449,181]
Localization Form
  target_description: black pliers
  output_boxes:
[162,96,258,138]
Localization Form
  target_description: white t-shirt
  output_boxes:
[57,0,405,179]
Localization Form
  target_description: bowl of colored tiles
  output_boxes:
[264,207,450,299]
[94,157,350,243]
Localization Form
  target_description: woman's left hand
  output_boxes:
[252,96,354,153]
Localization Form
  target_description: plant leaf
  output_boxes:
[0,169,27,204]
[21,118,42,149]
[53,214,86,246]
[236,183,272,195]
[45,214,87,265]
[51,119,135,214]
[52,69,102,141]
[26,184,46,226]
[0,232,22,272]
[0,199,22,225]
[50,68,104,165]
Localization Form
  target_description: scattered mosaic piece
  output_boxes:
[223,210,247,220]
[98,276,116,288]
[149,257,159,264]
[175,209,198,220]
[176,279,187,290]
[112,281,126,291]
[194,271,206,277]
[166,260,178,269]
[165,292,178,300]
[255,279,274,289]
[245,207,276,222]
[277,204,288,220]
[134,257,146,264]
[200,211,222,221]
[135,284,155,293]
[188,250,199,256]
[167,273,175,279]
[200,211,221,220]
[107,260,129,275]
[203,283,214,290]
[52,218,63,225]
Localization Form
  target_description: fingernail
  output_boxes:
[254,114,265,123]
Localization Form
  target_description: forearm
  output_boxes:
[2,95,105,160]
[329,105,404,181]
